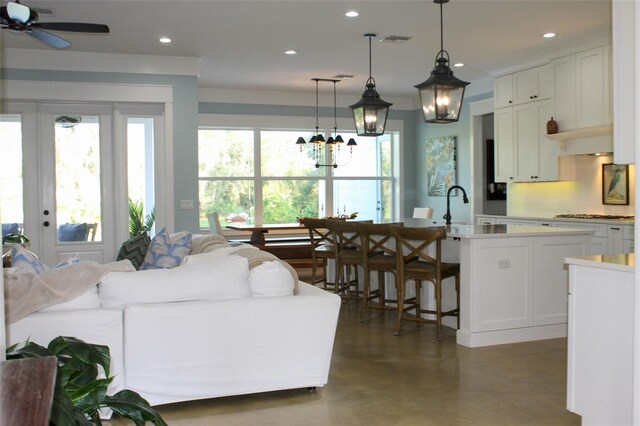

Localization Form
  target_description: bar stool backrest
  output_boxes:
[303,218,334,249]
[360,222,404,259]
[392,226,447,265]
[324,220,371,251]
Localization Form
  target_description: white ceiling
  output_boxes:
[1,0,612,97]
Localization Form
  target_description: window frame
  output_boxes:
[198,113,402,235]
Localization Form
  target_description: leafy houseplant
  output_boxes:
[2,232,30,245]
[128,199,155,237]
[7,336,167,426]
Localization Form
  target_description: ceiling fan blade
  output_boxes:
[38,22,109,33]
[6,1,30,23]
[28,28,71,49]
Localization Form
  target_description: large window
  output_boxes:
[198,117,399,229]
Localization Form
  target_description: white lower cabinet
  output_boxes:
[469,235,587,333]
[566,260,633,425]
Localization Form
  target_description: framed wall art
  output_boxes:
[602,163,629,205]
[426,136,456,197]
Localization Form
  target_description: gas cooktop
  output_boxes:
[555,214,634,220]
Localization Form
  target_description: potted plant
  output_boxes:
[2,233,30,268]
[128,199,155,237]
[6,336,167,425]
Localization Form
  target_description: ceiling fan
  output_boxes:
[0,0,109,49]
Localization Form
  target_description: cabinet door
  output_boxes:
[552,54,577,131]
[613,0,635,164]
[576,47,607,128]
[537,101,560,180]
[470,237,534,332]
[514,103,539,180]
[534,236,588,326]
[607,225,625,253]
[513,65,552,105]
[494,107,514,182]
[494,74,514,109]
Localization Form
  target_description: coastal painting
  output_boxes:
[602,163,629,205]
[426,136,456,196]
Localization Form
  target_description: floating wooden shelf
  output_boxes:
[545,125,613,142]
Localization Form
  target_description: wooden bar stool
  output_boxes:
[325,220,371,299]
[302,218,336,290]
[393,226,460,340]
[359,222,404,321]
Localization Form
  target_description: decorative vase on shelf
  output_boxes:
[546,117,558,134]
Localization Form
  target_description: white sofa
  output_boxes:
[7,252,341,407]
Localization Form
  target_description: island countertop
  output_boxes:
[403,219,594,239]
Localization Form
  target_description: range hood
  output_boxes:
[546,125,613,156]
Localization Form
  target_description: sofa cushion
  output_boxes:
[58,223,88,242]
[10,244,49,274]
[99,255,251,308]
[249,260,295,297]
[140,228,191,270]
[116,234,151,270]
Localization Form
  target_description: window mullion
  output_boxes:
[253,128,263,225]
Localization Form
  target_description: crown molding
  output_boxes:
[2,48,200,77]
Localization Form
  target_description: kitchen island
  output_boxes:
[403,220,592,347]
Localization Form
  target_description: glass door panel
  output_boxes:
[0,114,24,229]
[127,117,155,235]
[54,115,103,243]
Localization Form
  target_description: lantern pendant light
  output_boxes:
[350,33,393,136]
[415,0,469,124]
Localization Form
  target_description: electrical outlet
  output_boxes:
[180,199,194,210]
[497,258,510,269]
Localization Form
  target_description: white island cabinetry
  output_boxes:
[406,220,591,347]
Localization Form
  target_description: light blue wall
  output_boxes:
[1,66,491,229]
[412,92,492,224]
[0,68,199,232]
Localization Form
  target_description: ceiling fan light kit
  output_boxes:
[0,0,110,49]
[350,33,393,137]
[415,0,469,124]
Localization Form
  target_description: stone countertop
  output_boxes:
[565,253,634,273]
[476,214,634,225]
[403,219,594,239]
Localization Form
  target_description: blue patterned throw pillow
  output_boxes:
[10,244,49,274]
[140,228,192,270]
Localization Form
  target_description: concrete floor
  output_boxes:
[106,299,581,426]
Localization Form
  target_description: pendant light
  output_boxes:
[415,0,469,124]
[350,33,393,136]
[296,78,356,168]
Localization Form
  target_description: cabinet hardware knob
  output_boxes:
[43,221,50,227]
[509,100,512,104]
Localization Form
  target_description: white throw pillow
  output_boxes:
[249,261,295,297]
[41,286,101,312]
[99,255,251,308]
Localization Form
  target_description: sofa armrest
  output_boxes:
[7,309,125,397]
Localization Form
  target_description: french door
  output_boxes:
[39,104,116,265]
[1,101,164,266]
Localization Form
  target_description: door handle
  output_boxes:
[43,221,50,227]
[43,209,50,215]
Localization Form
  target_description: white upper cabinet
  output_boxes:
[551,45,612,133]
[494,65,552,109]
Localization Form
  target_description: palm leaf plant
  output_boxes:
[6,336,167,426]
[128,199,155,237]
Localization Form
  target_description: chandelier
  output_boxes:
[415,0,469,123]
[296,78,356,168]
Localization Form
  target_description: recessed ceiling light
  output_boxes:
[159,37,172,43]
[454,63,464,68]
[543,32,556,38]
[284,50,297,55]
[345,11,359,18]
